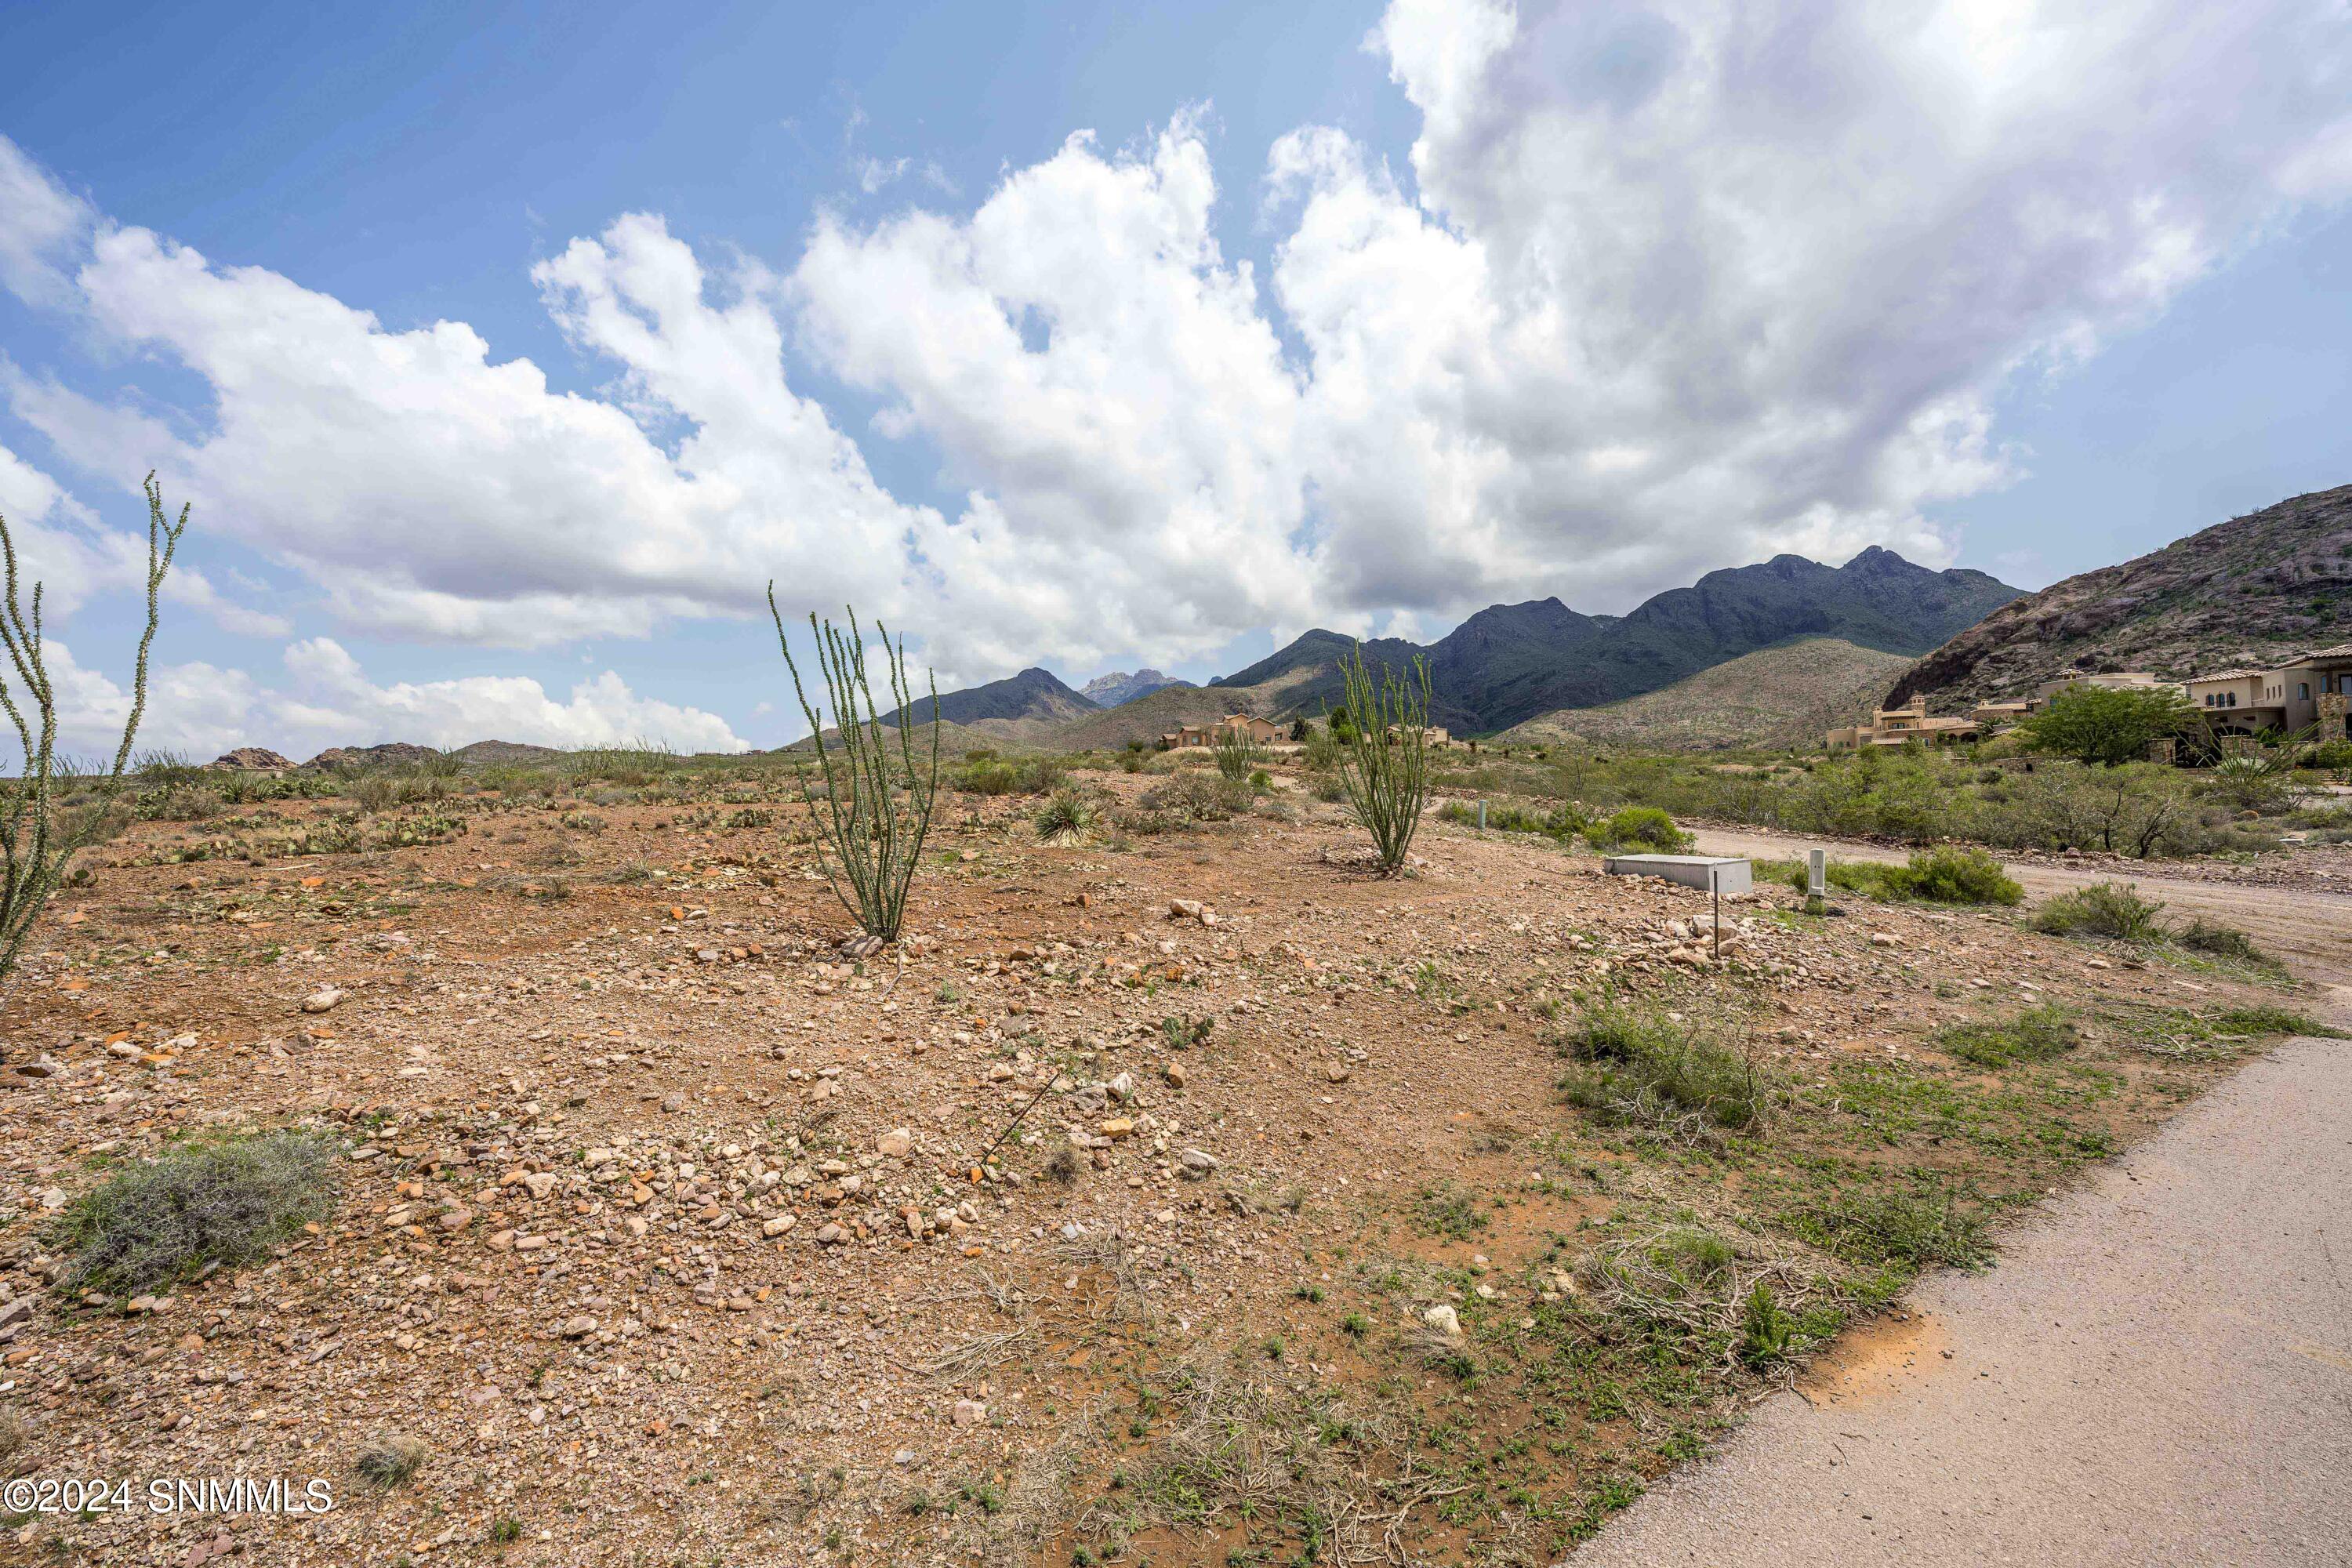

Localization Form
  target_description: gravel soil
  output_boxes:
[0,779,2323,1566]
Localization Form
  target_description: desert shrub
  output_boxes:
[347,771,406,814]
[2299,739,2352,773]
[1555,1004,1759,1135]
[951,759,1017,795]
[1934,1004,2078,1067]
[135,783,223,822]
[53,1130,341,1296]
[2029,882,2166,942]
[135,749,207,790]
[1033,788,1098,844]
[1892,846,2022,905]
[1140,771,1248,822]
[1789,1186,1987,1270]
[1773,848,2018,905]
[2202,753,2286,811]
[1585,805,1693,853]
[2174,917,2278,968]
[955,757,1065,796]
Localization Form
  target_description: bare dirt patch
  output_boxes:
[0,761,2325,1566]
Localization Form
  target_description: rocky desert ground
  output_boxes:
[0,753,2331,1568]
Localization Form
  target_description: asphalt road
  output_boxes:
[1569,837,2352,1568]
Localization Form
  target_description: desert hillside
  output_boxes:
[1889,483,2352,709]
[1502,637,1914,752]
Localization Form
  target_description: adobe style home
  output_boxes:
[1824,695,1980,750]
[2185,644,2352,739]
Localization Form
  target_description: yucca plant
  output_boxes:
[771,595,939,943]
[1330,643,1433,873]
[0,473,187,992]
[1033,786,1097,845]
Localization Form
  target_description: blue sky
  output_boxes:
[2,0,2347,754]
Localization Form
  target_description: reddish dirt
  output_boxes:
[0,776,2311,1566]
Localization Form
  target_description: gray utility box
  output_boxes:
[1602,854,1753,895]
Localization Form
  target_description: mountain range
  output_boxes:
[894,546,2021,742]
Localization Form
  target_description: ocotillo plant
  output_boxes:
[0,473,187,991]
[1213,722,1258,782]
[769,595,940,942]
[1331,643,1432,874]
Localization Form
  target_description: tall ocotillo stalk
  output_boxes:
[0,473,187,992]
[1331,643,1432,874]
[769,595,941,942]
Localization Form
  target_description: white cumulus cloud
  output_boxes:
[1,0,2347,693]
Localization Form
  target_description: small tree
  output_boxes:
[1330,645,1432,873]
[2020,685,2194,766]
[770,596,940,943]
[0,473,187,993]
[1287,716,1310,743]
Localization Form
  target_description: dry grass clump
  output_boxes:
[53,1130,339,1296]
[354,1433,430,1491]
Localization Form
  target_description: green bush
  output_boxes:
[1586,806,1693,853]
[2028,882,2166,941]
[1776,846,2020,906]
[1934,1004,2078,1067]
[53,1131,341,1296]
[951,757,1066,797]
[1556,1004,1760,1133]
[1894,846,2023,905]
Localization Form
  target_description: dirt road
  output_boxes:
[1689,826,2352,983]
[1572,839,2352,1566]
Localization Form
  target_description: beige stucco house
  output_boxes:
[1825,695,1978,751]
[2188,645,2352,739]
